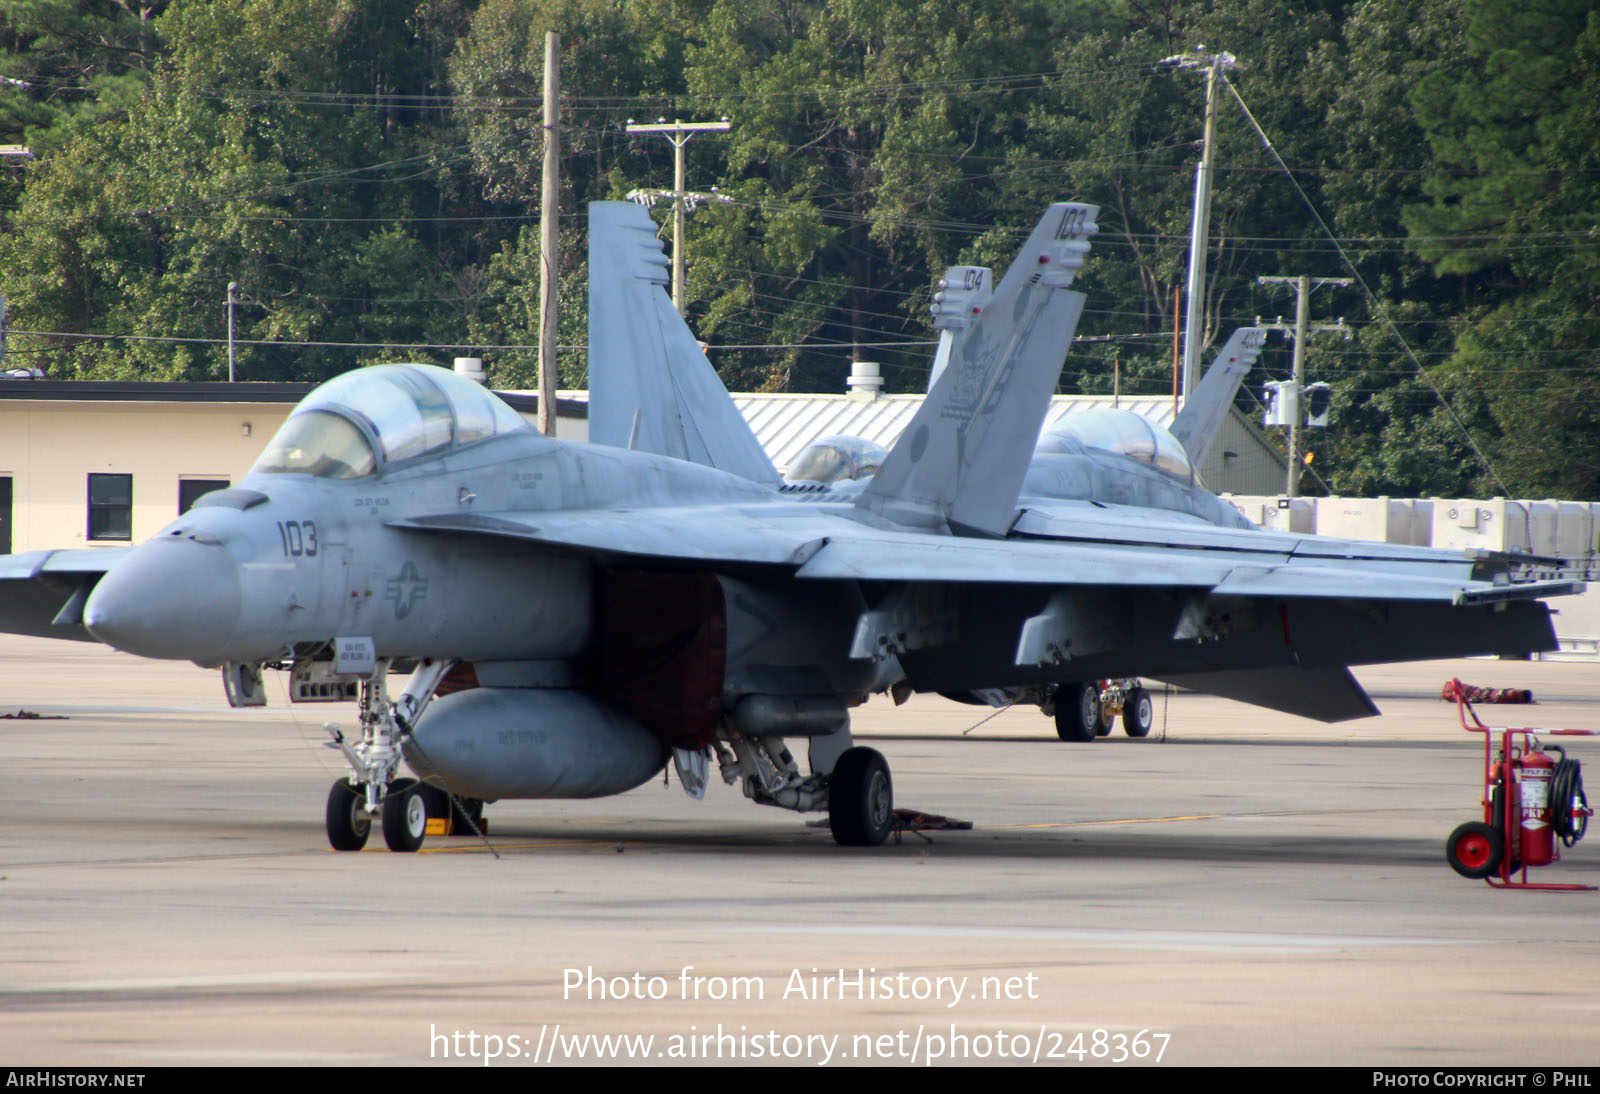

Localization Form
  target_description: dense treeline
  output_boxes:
[0,0,1596,498]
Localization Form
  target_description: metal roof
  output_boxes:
[561,389,1286,494]
[733,392,1228,469]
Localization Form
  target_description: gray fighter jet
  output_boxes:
[0,202,1579,853]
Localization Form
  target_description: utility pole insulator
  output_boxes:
[625,118,733,315]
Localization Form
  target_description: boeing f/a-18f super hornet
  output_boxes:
[0,202,1581,852]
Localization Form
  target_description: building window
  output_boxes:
[179,478,230,514]
[87,473,132,540]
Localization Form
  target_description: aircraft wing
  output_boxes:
[390,504,1574,605]
[0,548,130,640]
[392,503,1238,589]
[1010,503,1581,601]
[392,507,1230,585]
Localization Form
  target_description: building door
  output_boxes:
[0,477,10,554]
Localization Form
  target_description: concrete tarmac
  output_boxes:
[3,634,1599,1067]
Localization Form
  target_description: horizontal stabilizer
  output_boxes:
[587,202,778,485]
[859,203,1099,537]
[1155,665,1379,722]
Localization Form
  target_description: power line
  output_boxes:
[1223,74,1513,498]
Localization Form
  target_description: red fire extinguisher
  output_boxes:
[1518,748,1557,868]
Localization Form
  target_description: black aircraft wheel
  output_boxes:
[417,783,454,833]
[1446,820,1504,879]
[325,779,371,852]
[1055,683,1101,742]
[829,747,893,847]
[382,777,427,853]
[1123,687,1155,738]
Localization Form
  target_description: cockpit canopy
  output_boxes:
[252,363,528,479]
[785,435,889,484]
[1035,407,1193,484]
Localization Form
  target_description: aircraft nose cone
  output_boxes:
[84,535,242,661]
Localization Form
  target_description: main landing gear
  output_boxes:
[716,728,896,847]
[1053,679,1153,742]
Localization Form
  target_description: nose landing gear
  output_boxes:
[324,658,456,852]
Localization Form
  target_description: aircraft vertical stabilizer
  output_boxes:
[858,203,1099,537]
[926,265,993,392]
[587,202,778,485]
[1170,326,1267,467]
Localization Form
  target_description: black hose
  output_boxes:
[1547,746,1588,848]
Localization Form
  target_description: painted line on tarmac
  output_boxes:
[728,923,1461,953]
[2,970,417,993]
[994,813,1227,830]
[990,806,1441,831]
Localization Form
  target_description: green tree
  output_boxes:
[1401,0,1600,496]
[1,0,481,380]
[675,0,1055,392]
[0,0,168,152]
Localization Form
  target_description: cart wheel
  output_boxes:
[1446,821,1504,880]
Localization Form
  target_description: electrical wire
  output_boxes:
[1222,75,1514,497]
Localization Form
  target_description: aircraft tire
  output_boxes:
[1123,687,1154,738]
[381,777,427,853]
[1445,820,1503,879]
[829,747,893,847]
[1055,683,1100,742]
[325,779,371,852]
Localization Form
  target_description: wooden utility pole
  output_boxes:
[625,118,732,314]
[1257,275,1351,497]
[1162,47,1241,407]
[538,32,560,437]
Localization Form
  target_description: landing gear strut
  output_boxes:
[324,659,454,851]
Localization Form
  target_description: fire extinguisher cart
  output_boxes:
[1446,679,1595,891]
